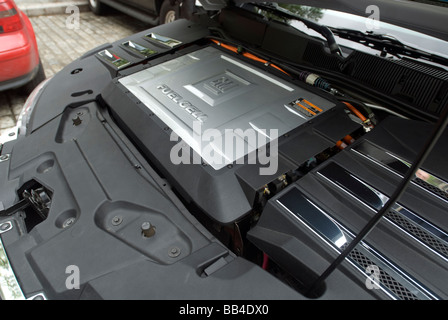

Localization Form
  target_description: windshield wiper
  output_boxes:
[329,27,448,67]
[252,2,342,56]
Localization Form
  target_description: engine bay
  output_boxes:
[98,20,448,298]
[109,42,360,224]
[100,14,448,299]
[1,7,448,300]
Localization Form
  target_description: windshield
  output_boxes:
[251,3,448,63]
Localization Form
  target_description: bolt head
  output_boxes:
[168,246,181,258]
[141,221,155,238]
[141,221,151,230]
[111,216,123,226]
[62,217,76,228]
[72,116,82,126]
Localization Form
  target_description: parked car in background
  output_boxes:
[0,0,45,93]
[88,0,197,25]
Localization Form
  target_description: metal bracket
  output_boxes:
[0,187,51,219]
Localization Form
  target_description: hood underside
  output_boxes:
[200,0,448,42]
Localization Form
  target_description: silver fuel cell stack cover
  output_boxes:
[119,46,335,169]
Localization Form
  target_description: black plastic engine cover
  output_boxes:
[248,116,448,300]
[103,43,360,224]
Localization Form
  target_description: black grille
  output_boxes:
[302,42,344,71]
[413,178,448,202]
[394,59,448,81]
[302,46,448,118]
[349,52,448,116]
[386,210,448,259]
[341,244,419,300]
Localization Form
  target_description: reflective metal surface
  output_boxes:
[277,188,347,248]
[337,223,438,300]
[317,161,448,263]
[275,188,437,300]
[352,141,448,203]
[122,41,157,58]
[120,46,334,170]
[145,33,182,48]
[317,161,384,210]
[97,49,130,69]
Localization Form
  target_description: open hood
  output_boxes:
[199,0,448,42]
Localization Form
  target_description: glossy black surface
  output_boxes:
[277,188,346,248]
[318,162,384,211]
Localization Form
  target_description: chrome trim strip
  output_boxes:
[97,50,130,69]
[276,193,436,299]
[276,196,398,300]
[349,174,389,206]
[338,224,438,300]
[351,145,448,204]
[392,205,448,244]
[317,164,448,263]
[275,199,396,299]
[386,206,448,263]
[382,216,448,264]
[276,201,342,251]
[317,162,385,210]
[316,172,377,213]
[122,41,157,58]
[410,180,448,205]
[307,200,347,248]
[276,199,395,299]
[340,249,396,300]
[0,227,25,300]
[276,188,347,248]
[350,149,403,178]
[145,33,182,48]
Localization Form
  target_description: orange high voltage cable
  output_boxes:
[211,39,289,75]
[342,101,368,123]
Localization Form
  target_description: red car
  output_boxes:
[0,0,45,93]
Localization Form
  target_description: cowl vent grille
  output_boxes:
[342,244,419,300]
[385,209,448,260]
[413,177,448,202]
[302,44,448,117]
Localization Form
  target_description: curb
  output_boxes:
[18,1,89,17]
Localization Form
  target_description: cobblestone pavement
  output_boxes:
[0,10,150,137]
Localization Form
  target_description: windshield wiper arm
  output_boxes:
[253,2,342,56]
[329,27,448,67]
